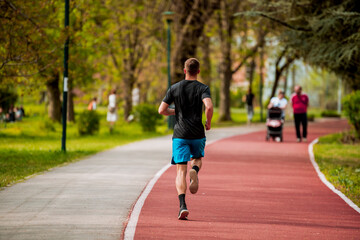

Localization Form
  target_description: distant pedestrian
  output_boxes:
[15,107,22,121]
[158,58,213,220]
[244,89,255,124]
[291,85,309,142]
[107,90,117,133]
[8,106,16,122]
[0,107,4,124]
[87,97,97,111]
[20,106,25,117]
[268,90,287,119]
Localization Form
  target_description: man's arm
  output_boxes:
[202,98,213,131]
[158,102,175,116]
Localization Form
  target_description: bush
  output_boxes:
[77,110,100,135]
[307,113,315,122]
[321,110,341,118]
[40,118,56,132]
[343,90,360,138]
[135,104,162,132]
[230,88,246,108]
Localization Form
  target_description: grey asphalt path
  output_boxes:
[0,124,263,240]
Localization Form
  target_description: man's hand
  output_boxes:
[158,102,175,116]
[205,121,211,131]
[202,98,213,131]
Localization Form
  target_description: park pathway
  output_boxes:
[132,120,360,240]
[0,124,263,240]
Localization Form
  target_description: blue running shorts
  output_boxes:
[171,138,206,165]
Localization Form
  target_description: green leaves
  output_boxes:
[254,0,360,90]
[343,90,360,138]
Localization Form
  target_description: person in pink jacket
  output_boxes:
[291,85,309,142]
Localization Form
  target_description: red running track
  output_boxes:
[132,120,360,239]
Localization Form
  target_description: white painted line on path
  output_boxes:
[123,162,171,240]
[308,138,360,214]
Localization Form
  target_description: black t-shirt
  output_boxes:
[163,80,211,139]
[246,93,254,106]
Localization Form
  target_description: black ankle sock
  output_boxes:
[192,165,200,173]
[178,194,186,208]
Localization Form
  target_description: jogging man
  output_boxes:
[158,58,213,220]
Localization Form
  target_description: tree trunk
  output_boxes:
[67,78,75,122]
[171,0,220,83]
[123,71,136,121]
[172,24,206,83]
[291,65,296,94]
[247,57,256,93]
[270,67,282,99]
[218,1,233,121]
[270,62,294,99]
[46,71,61,122]
[219,61,232,121]
[200,34,212,86]
[283,67,289,97]
[270,49,295,99]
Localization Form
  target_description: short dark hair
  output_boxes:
[184,58,200,76]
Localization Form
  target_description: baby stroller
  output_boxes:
[266,107,284,142]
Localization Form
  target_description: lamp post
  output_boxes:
[162,11,175,129]
[62,0,69,152]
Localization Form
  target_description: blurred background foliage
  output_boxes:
[0,0,359,126]
[1,0,359,192]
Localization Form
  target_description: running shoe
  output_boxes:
[178,206,189,220]
[303,138,307,142]
[189,169,199,194]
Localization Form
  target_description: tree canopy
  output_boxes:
[254,0,360,90]
[1,0,358,122]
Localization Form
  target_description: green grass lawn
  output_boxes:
[0,105,169,188]
[210,107,265,127]
[314,132,360,207]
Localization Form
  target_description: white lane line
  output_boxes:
[308,138,360,214]
[123,163,171,240]
[123,136,235,240]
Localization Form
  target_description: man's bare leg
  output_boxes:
[190,158,202,170]
[189,158,202,194]
[176,164,187,195]
[176,164,189,220]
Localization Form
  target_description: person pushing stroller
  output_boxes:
[266,90,287,142]
[268,90,287,119]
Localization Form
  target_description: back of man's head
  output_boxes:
[184,58,200,76]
